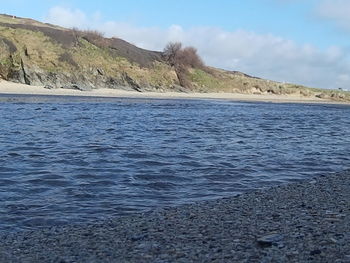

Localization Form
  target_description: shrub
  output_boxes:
[163,42,204,69]
[71,28,108,48]
[179,47,204,68]
[163,42,205,89]
[81,29,105,40]
[163,42,182,67]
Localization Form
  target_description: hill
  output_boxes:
[0,14,349,102]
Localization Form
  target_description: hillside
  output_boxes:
[0,14,349,102]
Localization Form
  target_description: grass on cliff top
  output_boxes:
[0,15,29,25]
[0,25,66,72]
[72,38,177,87]
[189,68,350,101]
[0,24,178,87]
[0,14,63,29]
[190,68,226,92]
[189,68,293,94]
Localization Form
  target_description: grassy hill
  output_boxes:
[0,14,349,102]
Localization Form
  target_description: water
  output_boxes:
[0,95,349,232]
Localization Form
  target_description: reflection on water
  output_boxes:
[0,95,349,232]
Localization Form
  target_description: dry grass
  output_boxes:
[58,52,78,68]
[0,14,65,29]
[0,16,349,102]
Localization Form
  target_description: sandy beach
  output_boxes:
[0,79,346,104]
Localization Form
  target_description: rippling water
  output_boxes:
[0,95,349,232]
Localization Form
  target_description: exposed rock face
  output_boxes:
[7,60,149,92]
[0,17,164,92]
[0,37,16,80]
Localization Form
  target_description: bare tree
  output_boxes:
[163,42,205,89]
[163,42,182,67]
[163,42,204,69]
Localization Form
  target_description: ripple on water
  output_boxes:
[0,167,19,173]
[0,98,349,232]
[0,179,18,186]
[7,152,21,157]
[145,182,178,191]
[26,179,71,187]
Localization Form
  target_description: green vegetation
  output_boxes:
[0,14,349,102]
[190,69,227,92]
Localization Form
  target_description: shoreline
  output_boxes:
[1,171,349,262]
[1,80,349,105]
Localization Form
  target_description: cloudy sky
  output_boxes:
[2,0,350,89]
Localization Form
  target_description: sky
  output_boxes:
[1,0,350,89]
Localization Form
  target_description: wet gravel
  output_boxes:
[1,171,349,262]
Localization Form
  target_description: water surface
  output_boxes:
[0,95,349,232]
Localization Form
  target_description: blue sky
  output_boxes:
[2,0,350,89]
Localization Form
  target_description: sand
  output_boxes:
[0,79,346,104]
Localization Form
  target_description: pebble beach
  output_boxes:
[0,171,349,262]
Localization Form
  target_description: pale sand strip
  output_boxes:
[0,79,346,104]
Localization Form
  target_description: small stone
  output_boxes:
[325,218,341,222]
[310,249,322,256]
[44,84,55,89]
[329,238,338,244]
[309,180,317,184]
[286,251,299,257]
[97,68,104,75]
[257,234,284,247]
[131,234,148,242]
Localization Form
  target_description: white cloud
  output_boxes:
[45,6,88,29]
[317,0,350,30]
[45,6,350,90]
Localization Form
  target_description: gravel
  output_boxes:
[1,171,349,262]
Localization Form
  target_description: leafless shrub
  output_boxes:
[71,28,108,48]
[71,27,80,41]
[163,42,204,69]
[81,29,105,39]
[163,42,206,89]
[163,42,182,67]
[179,47,204,68]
